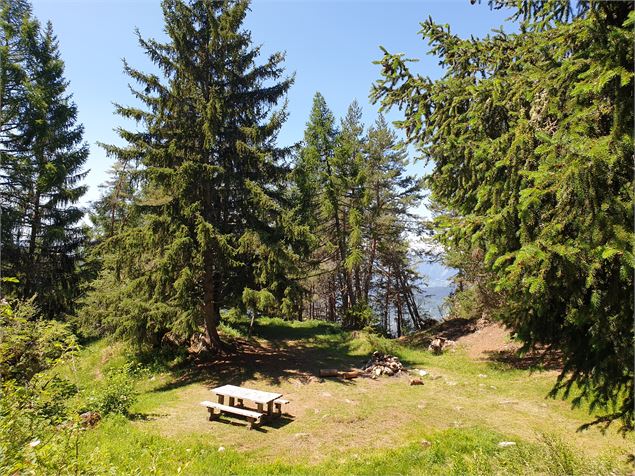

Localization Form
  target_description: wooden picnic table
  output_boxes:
[212,384,283,418]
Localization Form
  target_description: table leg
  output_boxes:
[217,395,224,405]
[229,397,235,407]
[267,401,274,417]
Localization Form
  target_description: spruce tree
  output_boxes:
[89,159,139,240]
[334,101,366,322]
[372,1,634,430]
[293,92,340,320]
[0,0,38,295]
[1,16,88,317]
[293,95,425,331]
[99,0,293,350]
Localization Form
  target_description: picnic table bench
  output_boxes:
[201,384,289,430]
[200,401,263,429]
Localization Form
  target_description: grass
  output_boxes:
[52,318,634,475]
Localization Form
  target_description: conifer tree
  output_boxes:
[293,92,340,320]
[89,159,139,240]
[1,15,88,317]
[0,0,38,293]
[364,115,424,332]
[293,94,425,331]
[334,101,366,322]
[372,1,634,430]
[99,0,293,350]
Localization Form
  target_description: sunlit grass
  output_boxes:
[53,319,633,475]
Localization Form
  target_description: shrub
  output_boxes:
[0,379,82,475]
[0,298,79,383]
[343,302,374,329]
[88,363,138,416]
[366,333,398,356]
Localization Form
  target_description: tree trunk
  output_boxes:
[398,271,422,330]
[202,275,227,352]
[396,289,403,338]
[383,276,391,333]
[363,236,377,301]
[25,189,41,296]
[324,157,354,312]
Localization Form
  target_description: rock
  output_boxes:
[498,400,518,405]
[420,439,432,448]
[374,367,382,377]
[498,441,516,448]
[188,333,208,354]
[418,370,429,377]
[478,374,488,378]
[409,378,424,386]
[445,380,458,386]
[218,446,225,452]
[294,433,310,439]
[80,411,101,428]
[321,392,332,398]
[429,337,446,354]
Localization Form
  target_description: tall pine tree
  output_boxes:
[97,0,293,351]
[293,94,425,331]
[1,13,88,317]
[372,1,633,430]
[0,0,37,296]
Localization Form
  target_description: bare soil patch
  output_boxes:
[456,320,518,360]
[406,318,563,371]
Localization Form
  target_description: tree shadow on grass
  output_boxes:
[208,414,295,432]
[485,348,563,372]
[128,412,169,421]
[151,322,367,393]
[401,318,481,348]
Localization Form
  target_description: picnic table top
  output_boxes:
[212,384,282,404]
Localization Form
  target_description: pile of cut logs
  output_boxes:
[318,352,406,379]
[361,351,404,376]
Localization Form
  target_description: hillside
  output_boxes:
[51,318,633,475]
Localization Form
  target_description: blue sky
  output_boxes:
[30,0,514,207]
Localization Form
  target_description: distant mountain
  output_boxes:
[416,260,456,287]
[414,261,456,319]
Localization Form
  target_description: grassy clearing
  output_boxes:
[53,318,633,475]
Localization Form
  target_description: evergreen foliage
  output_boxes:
[0,2,88,318]
[372,1,634,430]
[0,296,78,383]
[92,0,294,350]
[293,93,425,332]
